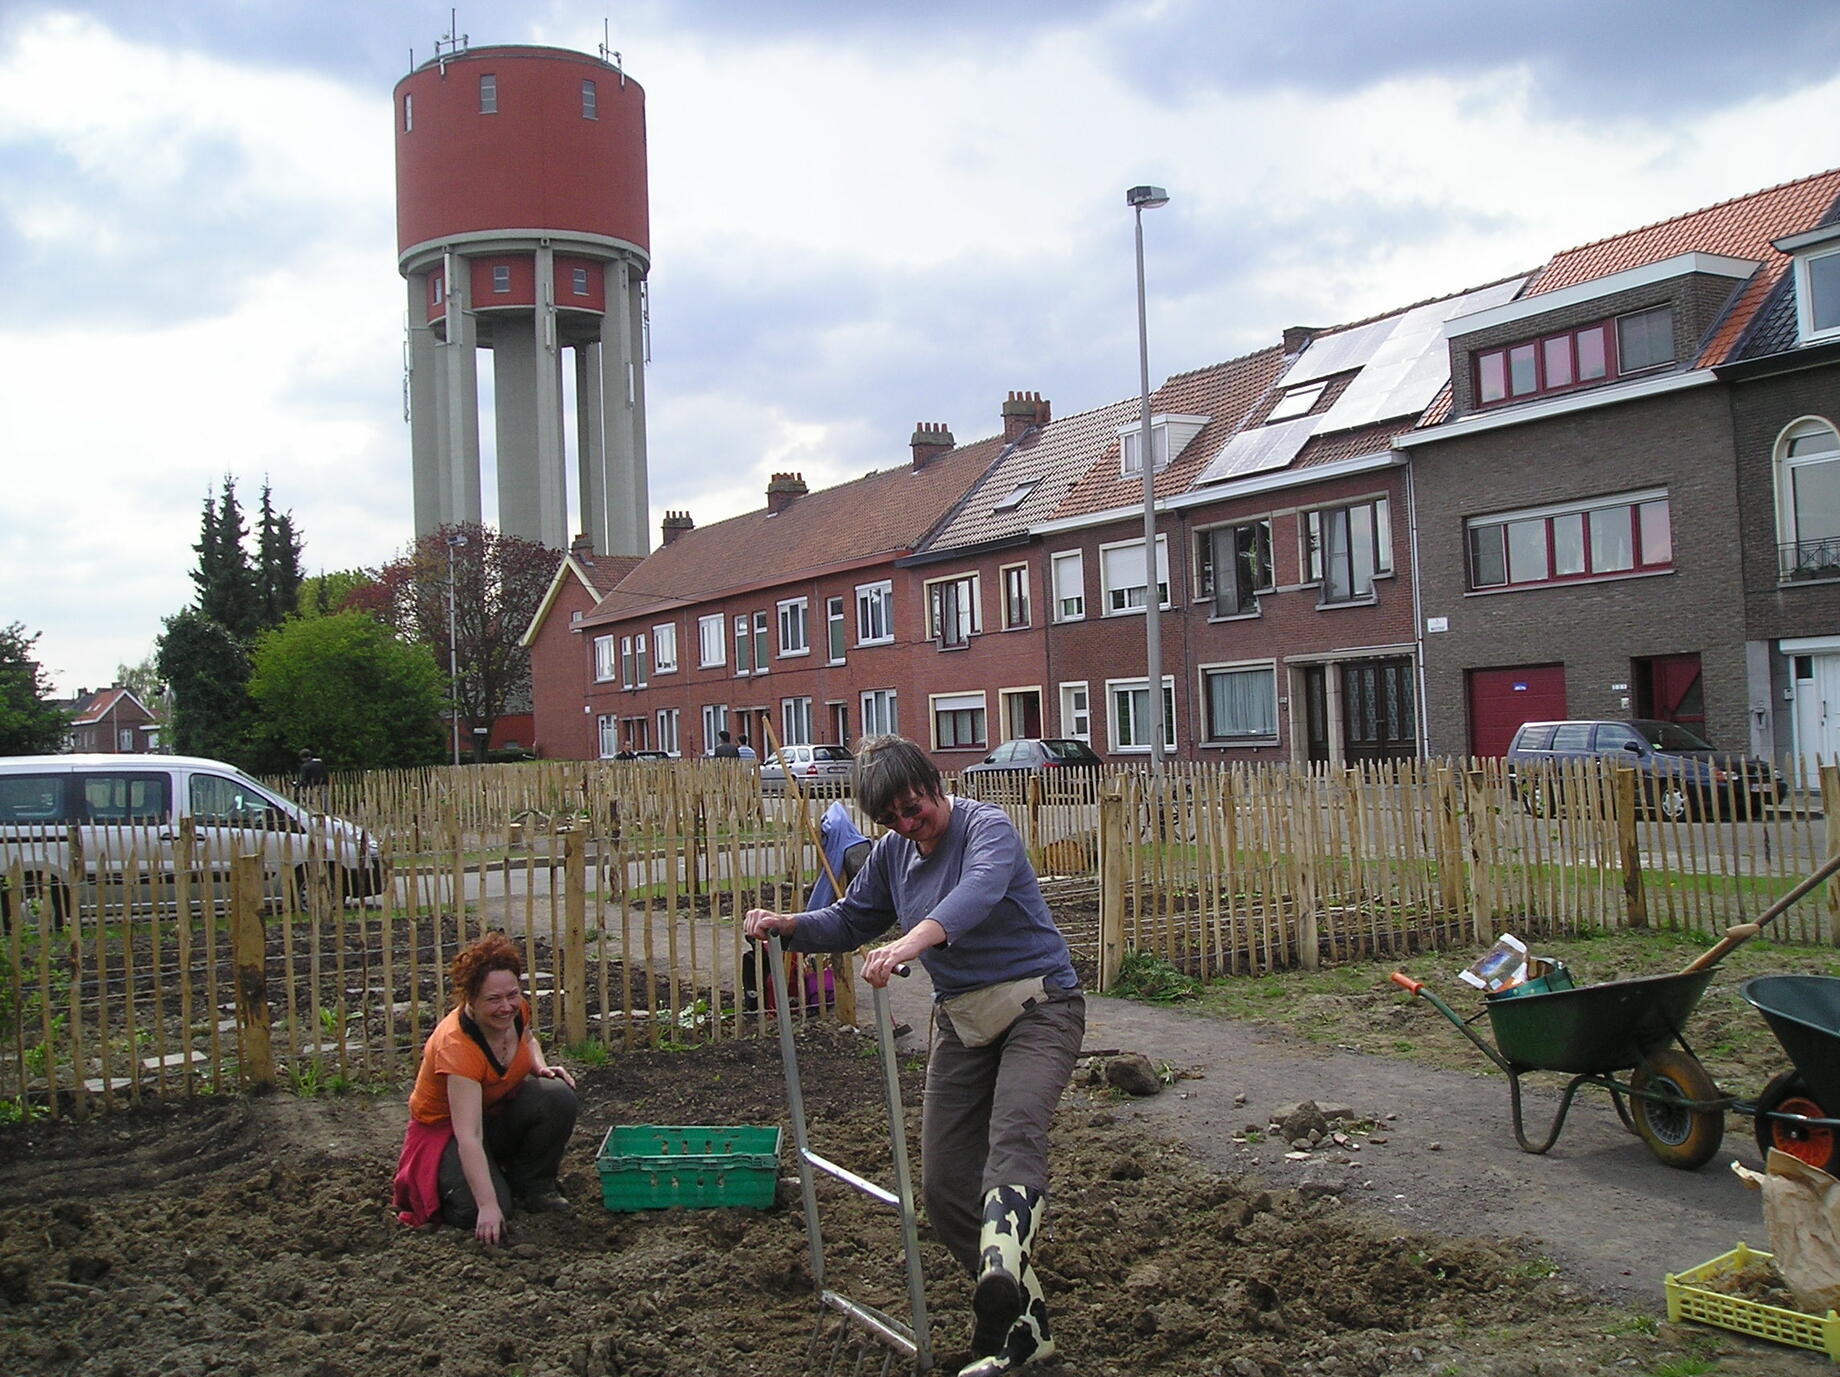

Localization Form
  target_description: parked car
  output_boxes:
[958,738,1104,792]
[632,750,676,762]
[758,743,854,797]
[0,754,384,924]
[1504,720,1783,821]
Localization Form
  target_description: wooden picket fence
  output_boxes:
[1,754,1835,1118]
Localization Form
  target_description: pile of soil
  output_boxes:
[0,1025,1817,1376]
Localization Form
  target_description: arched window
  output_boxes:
[1777,417,1840,579]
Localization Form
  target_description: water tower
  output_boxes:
[394,41,650,555]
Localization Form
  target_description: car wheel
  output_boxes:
[1652,785,1693,823]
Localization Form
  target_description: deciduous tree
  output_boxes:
[246,612,445,772]
[156,609,251,761]
[347,523,561,754]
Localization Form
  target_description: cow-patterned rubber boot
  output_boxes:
[959,1256,1054,1375]
[962,1185,1043,1366]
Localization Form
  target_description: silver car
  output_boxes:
[759,744,854,797]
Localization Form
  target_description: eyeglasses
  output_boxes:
[874,798,928,828]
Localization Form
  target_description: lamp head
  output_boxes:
[1126,185,1170,210]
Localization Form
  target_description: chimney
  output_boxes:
[1282,326,1318,355]
[660,510,695,545]
[1001,390,1051,443]
[909,421,955,469]
[569,532,595,561]
[765,472,808,514]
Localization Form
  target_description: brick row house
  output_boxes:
[1403,168,1840,764]
[60,687,162,754]
[524,168,1840,771]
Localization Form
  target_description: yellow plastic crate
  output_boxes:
[1665,1243,1840,1362]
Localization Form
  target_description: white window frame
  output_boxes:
[1050,550,1085,622]
[1106,675,1176,754]
[633,633,647,688]
[782,696,813,747]
[700,703,728,754]
[856,580,894,645]
[861,688,898,738]
[753,611,770,672]
[655,708,679,755]
[1795,245,1840,343]
[1059,681,1090,742]
[1119,423,1169,477]
[1199,661,1280,745]
[1099,536,1170,615]
[492,264,510,294]
[593,634,616,683]
[698,614,725,668]
[597,714,619,759]
[1775,416,1840,579]
[734,615,750,676]
[930,690,987,751]
[479,73,497,114]
[652,622,678,675]
[826,596,846,664]
[619,635,634,690]
[1000,562,1030,630]
[777,597,810,657]
[925,572,981,648]
[581,79,598,120]
[571,266,590,296]
[403,93,413,132]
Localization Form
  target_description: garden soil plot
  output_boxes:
[1,1027,1819,1376]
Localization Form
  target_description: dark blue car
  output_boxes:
[1505,719,1783,821]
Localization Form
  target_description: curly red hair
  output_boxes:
[449,932,524,1007]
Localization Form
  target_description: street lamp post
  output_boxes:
[445,531,468,767]
[1127,184,1170,776]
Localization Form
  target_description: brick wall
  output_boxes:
[1412,385,1748,754]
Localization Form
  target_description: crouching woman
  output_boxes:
[745,735,1084,1375]
[391,932,578,1243]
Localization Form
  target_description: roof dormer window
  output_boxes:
[991,480,1036,512]
[1117,414,1209,478]
[1799,245,1840,342]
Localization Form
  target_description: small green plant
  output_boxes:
[1650,1359,1713,1377]
[1506,1256,1560,1279]
[1110,950,1200,1003]
[1603,1310,1660,1336]
[318,1006,341,1038]
[290,1060,326,1097]
[567,1039,609,1068]
[1154,1060,1179,1086]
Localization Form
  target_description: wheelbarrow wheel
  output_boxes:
[1752,1070,1840,1173]
[1630,1048,1724,1170]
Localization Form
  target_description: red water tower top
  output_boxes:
[393,45,649,268]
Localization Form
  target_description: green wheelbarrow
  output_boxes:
[1390,967,1731,1170]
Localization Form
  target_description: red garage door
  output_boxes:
[1466,664,1566,758]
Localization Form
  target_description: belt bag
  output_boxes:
[941,976,1047,1048]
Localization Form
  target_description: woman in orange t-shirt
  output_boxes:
[391,933,578,1242]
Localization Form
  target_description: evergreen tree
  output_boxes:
[193,476,259,640]
[155,609,251,762]
[256,481,304,631]
[0,623,71,755]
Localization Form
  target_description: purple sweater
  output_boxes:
[787,797,1078,1000]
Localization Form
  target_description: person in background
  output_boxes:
[745,736,1083,1375]
[711,730,741,759]
[391,932,578,1244]
[736,733,758,762]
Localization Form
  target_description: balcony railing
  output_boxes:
[1778,536,1840,581]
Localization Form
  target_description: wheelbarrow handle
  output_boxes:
[1389,970,1423,996]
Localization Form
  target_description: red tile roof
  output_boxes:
[1529,168,1840,365]
[1050,347,1287,522]
[583,440,1005,622]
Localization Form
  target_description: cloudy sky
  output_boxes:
[5,1,1840,696]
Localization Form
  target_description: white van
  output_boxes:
[0,754,383,921]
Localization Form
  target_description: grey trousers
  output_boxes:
[437,1076,578,1228]
[922,992,1085,1274]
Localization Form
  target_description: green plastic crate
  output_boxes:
[595,1124,782,1212]
[1665,1242,1840,1362]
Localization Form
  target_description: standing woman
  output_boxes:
[391,932,578,1243]
[745,736,1084,1375]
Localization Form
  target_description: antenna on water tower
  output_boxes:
[436,9,468,76]
[599,18,623,86]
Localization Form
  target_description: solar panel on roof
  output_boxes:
[1194,415,1316,486]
